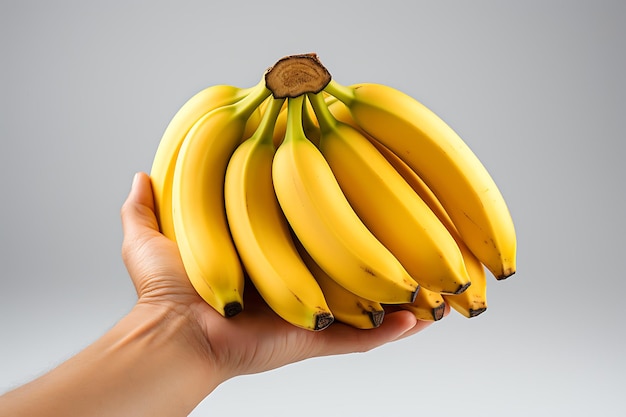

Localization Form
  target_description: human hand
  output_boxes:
[120,172,438,384]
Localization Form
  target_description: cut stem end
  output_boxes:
[265,53,332,99]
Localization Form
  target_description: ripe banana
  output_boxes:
[149,53,515,328]
[294,237,385,329]
[372,138,488,317]
[150,82,257,240]
[224,97,334,331]
[308,92,471,295]
[324,80,517,280]
[272,95,419,304]
[443,262,487,318]
[171,81,271,317]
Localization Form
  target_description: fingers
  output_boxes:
[394,302,451,341]
[309,310,421,357]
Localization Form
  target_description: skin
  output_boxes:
[0,172,439,416]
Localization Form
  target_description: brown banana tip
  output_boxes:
[224,301,243,318]
[455,282,472,295]
[369,310,385,328]
[496,269,516,280]
[409,286,420,303]
[468,308,487,318]
[433,304,446,321]
[314,312,334,331]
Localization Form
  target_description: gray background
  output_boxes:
[1,1,624,416]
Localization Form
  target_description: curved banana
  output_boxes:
[150,82,257,240]
[324,80,517,280]
[443,261,487,318]
[308,92,471,295]
[172,82,271,317]
[294,237,385,329]
[224,97,333,331]
[272,95,419,304]
[373,139,488,318]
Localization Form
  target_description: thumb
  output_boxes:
[120,172,164,292]
[121,172,160,239]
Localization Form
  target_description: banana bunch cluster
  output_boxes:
[149,54,517,331]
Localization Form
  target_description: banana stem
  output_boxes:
[233,79,272,118]
[301,97,315,129]
[307,92,337,133]
[301,97,321,144]
[250,97,285,146]
[323,79,355,106]
[285,96,306,143]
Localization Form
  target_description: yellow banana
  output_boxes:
[308,92,471,295]
[172,81,271,317]
[443,260,487,318]
[325,95,487,317]
[373,139,488,317]
[224,97,333,331]
[272,95,419,304]
[150,82,257,240]
[398,287,446,322]
[294,237,385,329]
[324,80,517,280]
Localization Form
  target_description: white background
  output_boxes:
[1,1,624,416]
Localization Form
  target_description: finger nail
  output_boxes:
[132,172,140,190]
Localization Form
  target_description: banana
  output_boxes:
[324,95,487,317]
[224,97,334,331]
[443,261,487,318]
[324,80,517,280]
[171,81,271,317]
[372,139,488,318]
[308,92,471,295]
[398,287,446,322]
[150,82,258,240]
[272,95,419,304]
[294,237,385,329]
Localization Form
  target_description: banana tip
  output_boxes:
[496,269,516,280]
[314,313,334,331]
[468,307,487,318]
[433,304,446,321]
[224,301,243,318]
[455,282,472,295]
[369,310,385,328]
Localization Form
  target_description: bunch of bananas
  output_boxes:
[149,53,517,331]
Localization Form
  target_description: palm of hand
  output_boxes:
[121,172,427,383]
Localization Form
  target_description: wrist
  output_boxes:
[0,301,221,417]
[118,301,223,403]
